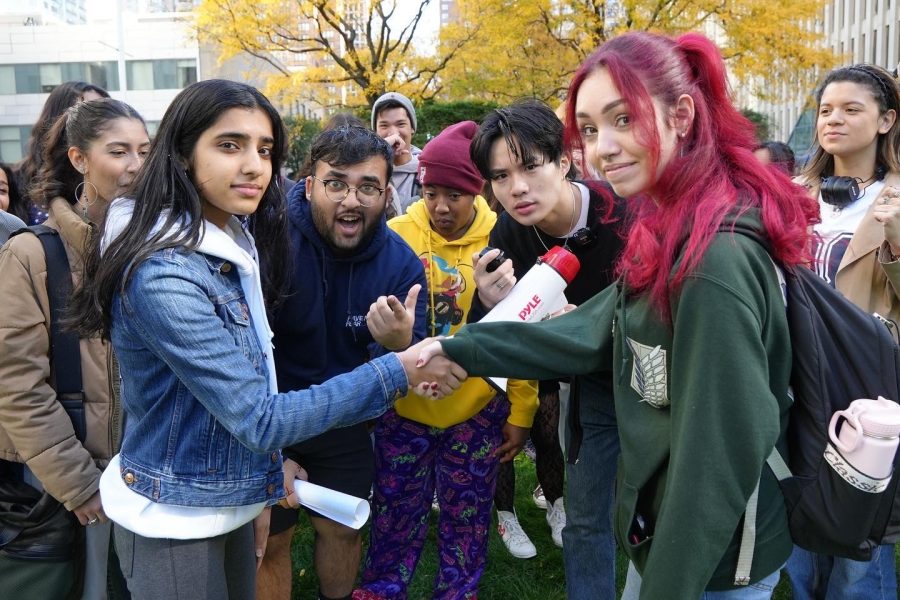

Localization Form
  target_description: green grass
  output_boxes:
[289,454,899,599]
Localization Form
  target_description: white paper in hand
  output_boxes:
[293,479,371,529]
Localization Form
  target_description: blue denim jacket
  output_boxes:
[111,247,408,507]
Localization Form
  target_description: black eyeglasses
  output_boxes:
[313,176,385,207]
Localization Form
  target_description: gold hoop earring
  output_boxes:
[74,180,99,221]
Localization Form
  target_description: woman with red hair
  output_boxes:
[419,31,818,598]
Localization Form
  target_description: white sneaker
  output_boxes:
[497,510,537,559]
[546,497,566,548]
[532,484,548,510]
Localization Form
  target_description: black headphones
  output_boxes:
[821,166,887,209]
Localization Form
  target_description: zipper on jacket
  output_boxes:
[107,347,122,454]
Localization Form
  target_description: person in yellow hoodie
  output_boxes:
[356,121,538,600]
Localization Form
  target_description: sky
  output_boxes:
[392,0,440,44]
[83,0,441,44]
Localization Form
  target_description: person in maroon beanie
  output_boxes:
[355,121,538,600]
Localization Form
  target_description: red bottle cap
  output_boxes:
[540,246,580,284]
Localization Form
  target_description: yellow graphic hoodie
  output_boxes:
[388,196,538,429]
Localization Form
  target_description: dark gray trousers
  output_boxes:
[113,522,255,599]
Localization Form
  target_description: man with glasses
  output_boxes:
[257,126,427,600]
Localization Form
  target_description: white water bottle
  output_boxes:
[828,397,900,488]
[479,246,580,390]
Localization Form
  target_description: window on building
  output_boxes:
[39,64,61,92]
[0,126,24,163]
[886,25,891,66]
[872,30,877,64]
[0,61,119,95]
[127,61,155,90]
[86,62,119,91]
[57,61,119,91]
[15,64,40,94]
[0,66,14,94]
[153,60,177,89]
[127,59,196,90]
[176,59,197,88]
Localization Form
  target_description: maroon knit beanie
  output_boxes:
[417,120,484,196]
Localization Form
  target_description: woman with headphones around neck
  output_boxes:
[789,64,900,600]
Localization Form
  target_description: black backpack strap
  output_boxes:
[566,377,583,465]
[9,225,86,443]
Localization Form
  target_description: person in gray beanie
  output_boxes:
[372,92,421,215]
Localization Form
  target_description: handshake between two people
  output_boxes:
[365,282,462,400]
[397,336,458,399]
[369,275,577,400]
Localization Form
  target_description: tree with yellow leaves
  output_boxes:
[441,0,835,104]
[195,0,470,108]
[197,0,835,110]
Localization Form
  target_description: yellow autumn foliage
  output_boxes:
[443,0,835,103]
[196,0,449,108]
[196,0,836,108]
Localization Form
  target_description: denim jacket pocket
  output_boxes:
[216,296,262,368]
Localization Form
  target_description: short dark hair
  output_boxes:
[470,99,565,180]
[323,113,366,130]
[757,141,795,175]
[374,100,413,128]
[308,126,393,183]
[297,114,368,178]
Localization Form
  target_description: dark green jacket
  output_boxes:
[443,210,793,598]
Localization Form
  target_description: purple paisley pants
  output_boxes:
[358,395,509,600]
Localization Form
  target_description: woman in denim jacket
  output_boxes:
[69,80,465,599]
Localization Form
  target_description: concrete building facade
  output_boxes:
[0,3,199,163]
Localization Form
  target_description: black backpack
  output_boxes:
[735,229,900,567]
[0,225,85,598]
[8,225,86,439]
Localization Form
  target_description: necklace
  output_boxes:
[858,171,878,187]
[533,182,580,253]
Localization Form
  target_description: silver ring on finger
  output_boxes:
[495,280,506,290]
